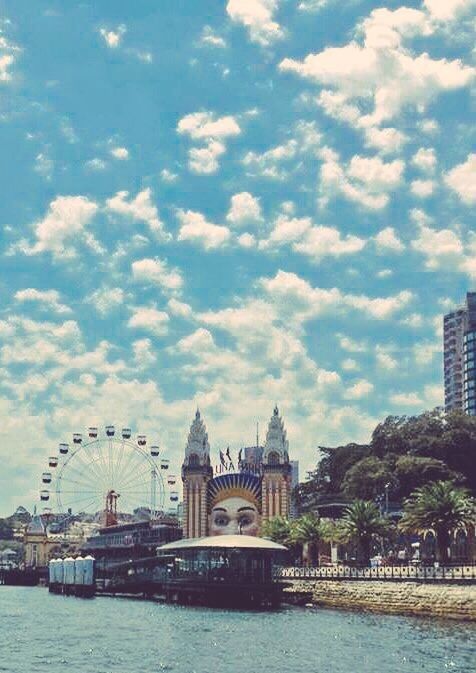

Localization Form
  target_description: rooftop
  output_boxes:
[158,534,287,552]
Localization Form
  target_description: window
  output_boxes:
[267,451,280,465]
[188,453,200,467]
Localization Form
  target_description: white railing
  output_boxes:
[274,564,476,582]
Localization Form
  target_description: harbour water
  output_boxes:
[1,587,475,673]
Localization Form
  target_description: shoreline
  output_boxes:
[283,580,476,621]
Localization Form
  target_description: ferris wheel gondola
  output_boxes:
[38,426,177,522]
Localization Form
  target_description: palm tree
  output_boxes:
[290,514,323,566]
[339,500,391,566]
[399,481,476,563]
[261,516,293,546]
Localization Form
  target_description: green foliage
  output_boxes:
[261,516,293,546]
[0,519,14,540]
[338,500,393,565]
[400,481,476,562]
[299,409,476,513]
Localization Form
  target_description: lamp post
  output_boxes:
[384,482,390,516]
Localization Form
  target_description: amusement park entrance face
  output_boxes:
[209,496,260,537]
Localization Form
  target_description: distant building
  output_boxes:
[23,516,60,568]
[81,518,182,568]
[444,292,476,415]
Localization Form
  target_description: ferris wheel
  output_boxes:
[38,426,179,522]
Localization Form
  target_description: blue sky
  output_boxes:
[0,0,475,515]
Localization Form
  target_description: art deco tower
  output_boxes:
[181,409,213,538]
[261,406,292,520]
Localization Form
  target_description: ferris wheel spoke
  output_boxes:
[58,473,95,489]
[79,441,109,486]
[61,453,104,488]
[113,443,145,488]
[107,437,114,488]
[95,435,112,489]
[112,438,127,487]
[118,464,156,492]
[61,493,103,512]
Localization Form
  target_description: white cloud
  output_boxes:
[85,158,107,171]
[0,31,18,82]
[19,195,98,260]
[188,140,226,174]
[242,140,297,179]
[34,153,54,180]
[338,335,368,353]
[226,192,263,227]
[298,0,328,11]
[128,306,170,336]
[167,298,193,318]
[344,379,374,399]
[176,210,231,249]
[390,391,423,406]
[105,188,171,240]
[279,7,475,126]
[261,215,311,248]
[345,290,413,319]
[342,358,360,371]
[177,111,241,174]
[292,225,366,260]
[110,146,129,160]
[410,217,476,278]
[364,127,408,154]
[86,287,125,315]
[418,119,440,135]
[412,147,437,173]
[348,156,405,189]
[242,120,321,180]
[99,25,126,49]
[375,345,398,370]
[160,169,178,183]
[319,148,404,210]
[199,26,227,48]
[132,258,183,293]
[237,232,256,248]
[0,53,14,81]
[411,179,435,198]
[423,0,476,22]
[261,270,413,321]
[226,0,284,46]
[133,338,157,368]
[374,227,405,253]
[176,328,215,354]
[14,289,72,315]
[444,154,476,205]
[178,112,241,141]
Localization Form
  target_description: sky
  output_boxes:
[0,0,475,516]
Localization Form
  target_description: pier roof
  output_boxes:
[158,534,287,552]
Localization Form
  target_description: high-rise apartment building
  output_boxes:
[444,292,476,415]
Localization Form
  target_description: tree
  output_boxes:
[261,516,293,546]
[341,456,395,500]
[0,519,14,540]
[290,514,324,565]
[399,481,476,563]
[338,500,392,566]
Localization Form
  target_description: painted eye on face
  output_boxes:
[238,515,253,527]
[214,515,229,527]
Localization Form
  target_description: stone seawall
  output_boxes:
[284,581,476,621]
